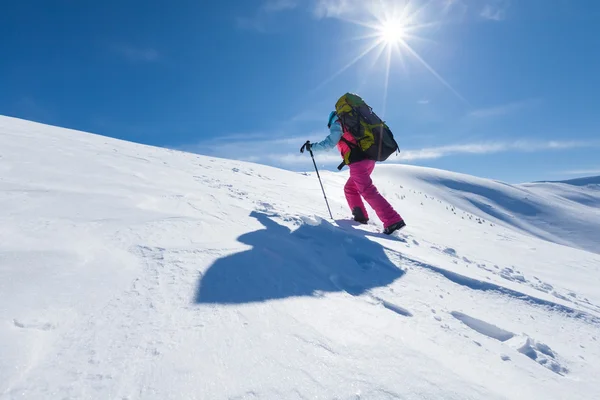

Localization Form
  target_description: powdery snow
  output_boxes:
[1,115,599,399]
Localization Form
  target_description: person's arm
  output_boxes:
[310,120,342,153]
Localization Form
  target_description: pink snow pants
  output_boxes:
[344,159,402,228]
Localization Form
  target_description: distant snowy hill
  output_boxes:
[373,165,600,254]
[1,116,599,400]
[537,176,600,186]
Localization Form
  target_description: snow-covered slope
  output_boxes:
[372,165,600,254]
[1,115,599,400]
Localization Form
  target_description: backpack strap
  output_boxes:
[340,136,357,149]
[337,137,354,171]
[337,137,368,170]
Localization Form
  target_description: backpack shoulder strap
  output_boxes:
[340,136,357,148]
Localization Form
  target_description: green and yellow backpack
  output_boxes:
[335,93,399,169]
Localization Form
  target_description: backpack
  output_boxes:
[334,93,399,169]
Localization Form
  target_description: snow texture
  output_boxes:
[1,115,600,400]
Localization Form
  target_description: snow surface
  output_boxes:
[1,115,599,399]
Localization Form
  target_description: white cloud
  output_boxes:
[113,45,159,62]
[417,100,430,105]
[468,99,540,118]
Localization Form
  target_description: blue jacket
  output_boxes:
[310,115,343,153]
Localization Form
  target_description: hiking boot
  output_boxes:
[384,220,406,235]
[352,207,369,224]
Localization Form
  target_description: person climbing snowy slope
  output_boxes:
[301,93,406,235]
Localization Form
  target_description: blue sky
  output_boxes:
[2,0,600,183]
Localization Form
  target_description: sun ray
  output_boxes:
[382,45,393,118]
[313,39,384,92]
[349,31,387,42]
[402,33,438,46]
[405,0,436,22]
[391,40,407,76]
[367,41,389,71]
[399,41,469,104]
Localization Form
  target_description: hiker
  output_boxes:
[301,104,406,235]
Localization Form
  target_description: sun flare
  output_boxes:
[315,1,466,110]
[378,20,407,46]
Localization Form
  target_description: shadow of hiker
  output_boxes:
[195,211,405,304]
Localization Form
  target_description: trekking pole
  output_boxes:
[300,141,334,220]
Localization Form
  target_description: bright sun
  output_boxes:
[315,1,466,113]
[378,20,407,45]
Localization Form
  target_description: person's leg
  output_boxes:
[349,160,403,228]
[344,175,369,222]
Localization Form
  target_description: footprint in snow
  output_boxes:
[516,337,569,375]
[443,248,458,257]
[13,318,56,331]
[450,311,569,375]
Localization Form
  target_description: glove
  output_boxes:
[300,140,311,154]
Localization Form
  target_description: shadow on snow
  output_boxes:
[195,211,404,304]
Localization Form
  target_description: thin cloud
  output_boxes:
[178,133,325,164]
[480,1,509,21]
[417,100,430,105]
[113,45,159,62]
[290,110,326,123]
[468,99,540,118]
[178,136,600,170]
[395,140,599,162]
[264,152,341,166]
[313,0,507,22]
[237,0,298,32]
[313,0,467,20]
[313,0,360,18]
[232,139,598,167]
[263,0,298,12]
[443,0,467,16]
[563,168,600,176]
